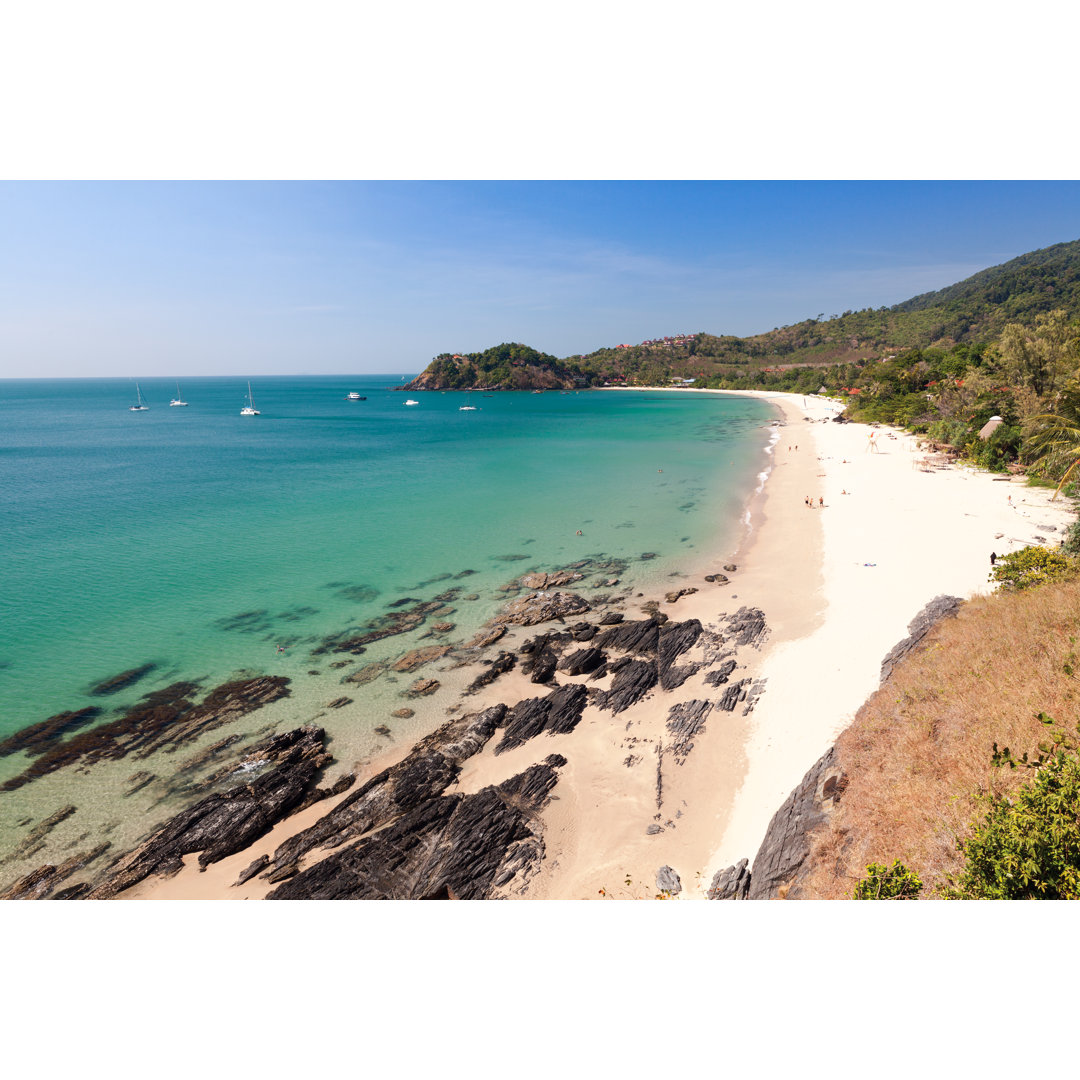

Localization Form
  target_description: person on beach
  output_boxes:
[990,552,997,566]
[819,496,824,506]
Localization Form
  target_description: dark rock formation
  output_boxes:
[595,617,661,655]
[704,659,738,686]
[717,679,751,712]
[463,625,506,649]
[658,619,702,689]
[404,678,440,698]
[570,622,597,642]
[879,595,963,685]
[722,607,768,648]
[558,647,605,676]
[599,611,625,625]
[0,707,101,759]
[707,859,750,899]
[465,650,517,694]
[664,587,698,604]
[235,854,269,886]
[314,591,460,655]
[665,700,713,762]
[325,697,353,709]
[267,756,566,900]
[747,747,847,899]
[493,591,592,627]
[0,842,112,900]
[1,676,291,793]
[82,725,333,898]
[520,633,564,683]
[89,663,158,696]
[265,706,507,874]
[495,683,589,754]
[596,659,658,714]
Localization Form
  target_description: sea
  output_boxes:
[0,375,777,874]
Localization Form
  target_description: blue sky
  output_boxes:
[3,180,1080,378]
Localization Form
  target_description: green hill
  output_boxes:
[403,238,1080,390]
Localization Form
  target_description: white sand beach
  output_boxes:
[127,389,1075,900]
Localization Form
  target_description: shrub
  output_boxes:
[990,545,1074,590]
[951,748,1080,899]
[852,860,923,900]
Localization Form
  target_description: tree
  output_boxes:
[989,545,1074,590]
[999,309,1078,399]
[852,860,923,899]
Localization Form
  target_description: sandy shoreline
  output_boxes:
[127,389,1076,900]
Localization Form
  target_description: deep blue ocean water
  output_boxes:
[0,376,775,747]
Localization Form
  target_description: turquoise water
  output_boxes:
[0,377,775,747]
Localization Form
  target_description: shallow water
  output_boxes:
[0,377,775,873]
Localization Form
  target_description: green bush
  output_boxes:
[951,749,1080,899]
[852,860,923,899]
[990,545,1074,590]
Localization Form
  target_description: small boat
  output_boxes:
[459,390,478,411]
[129,383,149,411]
[404,399,419,406]
[170,382,188,407]
[241,381,260,416]
[346,391,365,401]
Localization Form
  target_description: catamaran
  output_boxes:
[170,382,188,406]
[129,383,149,411]
[241,382,260,416]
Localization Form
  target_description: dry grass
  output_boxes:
[797,577,1080,899]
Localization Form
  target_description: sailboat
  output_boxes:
[129,382,149,411]
[241,382,260,416]
[170,382,188,407]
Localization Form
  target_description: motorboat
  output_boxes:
[404,399,419,406]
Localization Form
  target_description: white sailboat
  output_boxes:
[241,381,260,416]
[129,382,149,411]
[170,382,188,407]
[459,390,477,411]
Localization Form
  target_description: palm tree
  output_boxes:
[1025,406,1080,500]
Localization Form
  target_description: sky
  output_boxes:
[3,180,1080,379]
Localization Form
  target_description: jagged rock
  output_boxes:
[717,679,750,712]
[646,824,662,835]
[558,647,605,676]
[599,612,625,625]
[265,706,507,874]
[520,633,563,683]
[493,591,592,626]
[235,854,269,886]
[658,619,702,690]
[570,622,597,642]
[404,678,440,698]
[83,725,333,899]
[656,865,681,895]
[314,592,460,655]
[344,662,388,685]
[747,747,847,899]
[707,859,750,899]
[295,771,357,814]
[595,617,661,655]
[518,570,585,590]
[879,595,963,685]
[722,607,768,648]
[704,659,738,686]
[495,683,589,754]
[0,842,112,900]
[392,645,452,672]
[596,659,658,714]
[374,725,391,737]
[664,587,698,604]
[266,756,566,900]
[465,650,517,693]
[464,625,506,649]
[665,700,713,761]
[89,663,158,696]
[265,863,298,883]
[1,676,291,793]
[391,708,415,719]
